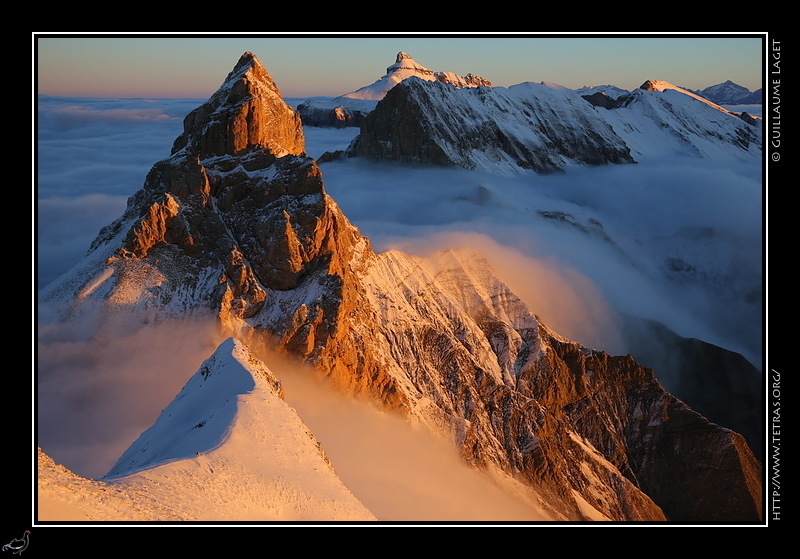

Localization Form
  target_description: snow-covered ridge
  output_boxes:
[605,80,762,160]
[351,77,635,175]
[57,337,378,521]
[346,74,762,174]
[104,338,276,478]
[639,79,742,115]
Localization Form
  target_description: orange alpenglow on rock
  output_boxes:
[171,51,307,159]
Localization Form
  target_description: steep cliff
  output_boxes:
[38,339,377,522]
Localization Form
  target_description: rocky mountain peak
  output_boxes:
[386,51,431,75]
[171,51,306,159]
[39,52,763,523]
[48,52,366,332]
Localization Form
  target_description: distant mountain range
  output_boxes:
[690,80,763,105]
[297,52,762,130]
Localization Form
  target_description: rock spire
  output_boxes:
[171,51,306,159]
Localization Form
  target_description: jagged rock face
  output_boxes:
[171,52,306,159]
[41,52,762,523]
[451,72,492,88]
[338,249,666,520]
[82,145,360,327]
[54,52,364,332]
[352,78,635,174]
[324,248,761,521]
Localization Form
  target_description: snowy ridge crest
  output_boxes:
[104,338,282,478]
[297,51,491,128]
[41,338,377,521]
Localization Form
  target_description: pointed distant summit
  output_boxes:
[695,79,760,105]
[385,51,435,77]
[341,51,492,102]
[172,51,306,158]
[297,51,492,128]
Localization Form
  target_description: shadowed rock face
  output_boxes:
[351,77,635,174]
[47,52,762,523]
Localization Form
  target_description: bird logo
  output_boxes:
[2,531,29,555]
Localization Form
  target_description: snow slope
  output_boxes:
[39,338,377,521]
[605,80,762,160]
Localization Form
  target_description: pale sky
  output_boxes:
[34,32,766,99]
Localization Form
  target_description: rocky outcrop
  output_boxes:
[41,52,762,523]
[621,316,763,459]
[56,52,365,333]
[622,378,762,522]
[581,91,621,109]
